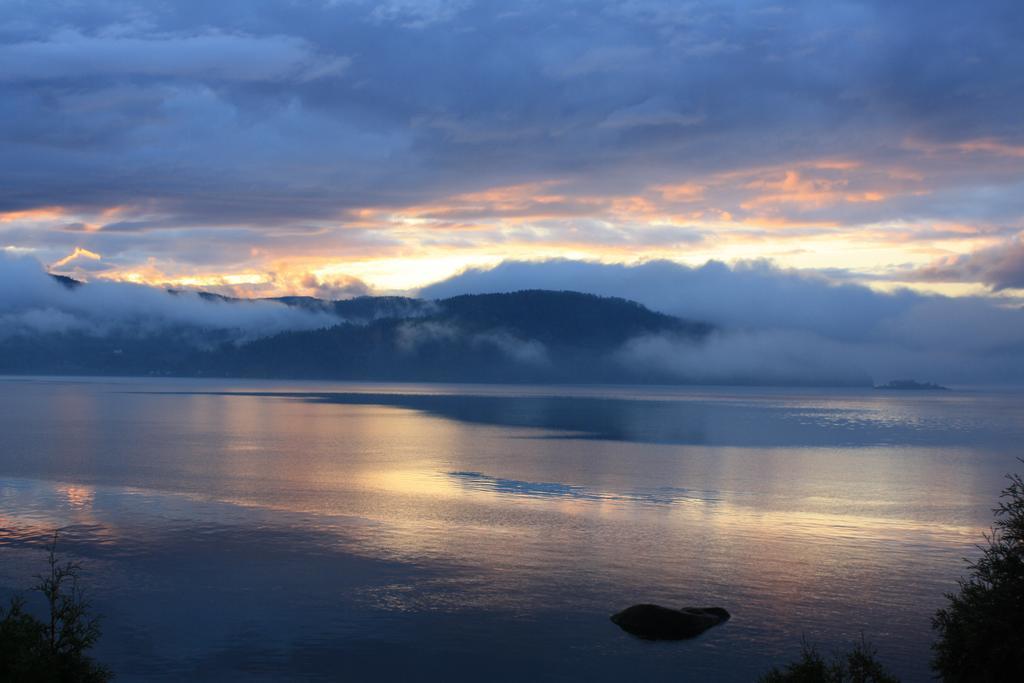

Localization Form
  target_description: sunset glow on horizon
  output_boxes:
[1,1,1021,300]
[8,150,1022,298]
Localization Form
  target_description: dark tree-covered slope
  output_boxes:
[0,289,713,384]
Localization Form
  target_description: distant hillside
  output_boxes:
[200,290,710,383]
[1,286,713,384]
[436,290,695,348]
[270,295,432,322]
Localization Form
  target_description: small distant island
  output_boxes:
[875,379,950,391]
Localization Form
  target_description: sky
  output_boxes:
[1,0,1023,299]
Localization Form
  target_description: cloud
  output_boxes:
[367,0,471,28]
[0,255,340,342]
[300,273,372,300]
[471,330,549,366]
[914,233,1024,291]
[422,259,911,339]
[0,1,1022,290]
[396,320,549,366]
[618,330,873,386]
[0,29,350,83]
[615,328,1024,387]
[51,247,101,269]
[0,307,93,337]
[5,250,1023,384]
[599,98,705,130]
[422,258,1024,383]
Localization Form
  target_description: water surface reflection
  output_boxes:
[1,378,1021,681]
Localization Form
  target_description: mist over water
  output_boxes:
[0,255,339,341]
[8,253,1024,385]
[1,377,1021,681]
[424,259,1024,385]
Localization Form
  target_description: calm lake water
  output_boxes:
[1,377,1022,681]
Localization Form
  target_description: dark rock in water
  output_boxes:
[610,604,730,640]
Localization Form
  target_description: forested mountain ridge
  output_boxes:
[0,285,712,383]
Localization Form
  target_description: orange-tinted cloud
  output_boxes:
[2,149,1017,297]
[904,137,1024,158]
[740,170,888,210]
[51,247,101,268]
[0,207,72,223]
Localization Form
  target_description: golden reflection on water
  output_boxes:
[2,380,1013,648]
[139,391,990,580]
[58,483,95,510]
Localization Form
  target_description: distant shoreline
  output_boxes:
[875,379,950,391]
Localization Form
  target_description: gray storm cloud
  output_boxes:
[0,29,350,83]
[914,234,1024,292]
[422,259,1024,384]
[2,0,1022,231]
[0,255,339,341]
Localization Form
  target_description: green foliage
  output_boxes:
[0,597,50,680]
[932,466,1024,682]
[761,638,899,683]
[0,533,112,682]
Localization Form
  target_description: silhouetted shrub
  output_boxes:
[761,638,899,683]
[932,465,1024,682]
[0,533,111,682]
